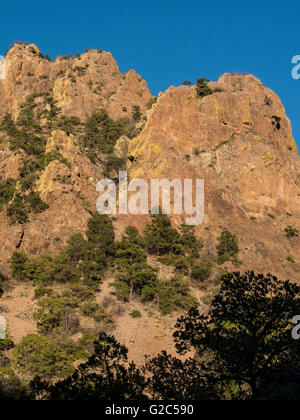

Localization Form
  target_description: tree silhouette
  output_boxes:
[31,333,147,400]
[174,271,300,399]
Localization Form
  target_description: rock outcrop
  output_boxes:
[0,42,299,285]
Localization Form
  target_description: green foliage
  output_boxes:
[144,213,183,256]
[129,310,142,318]
[216,229,239,264]
[158,277,197,315]
[0,178,16,211]
[80,301,112,323]
[24,191,49,213]
[6,191,48,224]
[87,213,115,257]
[0,368,28,400]
[53,115,81,135]
[1,103,46,157]
[191,262,213,283]
[0,97,64,224]
[103,155,125,178]
[13,334,78,379]
[112,227,158,302]
[285,225,299,239]
[113,261,158,302]
[0,337,14,352]
[30,333,147,400]
[180,224,203,258]
[6,194,29,224]
[144,215,202,258]
[145,352,218,400]
[10,215,111,287]
[122,226,146,248]
[80,109,125,159]
[196,78,213,98]
[9,269,300,401]
[10,251,29,281]
[132,105,142,122]
[33,283,102,334]
[34,296,64,334]
[174,271,300,399]
[34,287,53,299]
[158,255,191,275]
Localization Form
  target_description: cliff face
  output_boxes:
[0,43,152,121]
[127,74,300,280]
[0,43,299,284]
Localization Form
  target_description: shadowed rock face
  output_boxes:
[0,43,299,283]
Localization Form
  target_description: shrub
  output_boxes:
[158,277,197,315]
[6,194,29,224]
[122,226,146,248]
[217,253,231,265]
[196,78,213,98]
[285,226,299,238]
[87,213,115,257]
[179,224,203,258]
[132,105,142,122]
[103,155,125,178]
[174,258,190,274]
[113,262,158,302]
[0,178,16,211]
[10,251,29,281]
[13,334,75,378]
[0,368,27,400]
[264,96,273,106]
[53,115,81,135]
[81,109,125,158]
[6,191,48,224]
[191,262,213,283]
[34,296,64,334]
[144,213,183,256]
[216,229,239,259]
[80,301,112,323]
[129,310,142,318]
[34,287,53,299]
[0,337,14,352]
[24,191,49,214]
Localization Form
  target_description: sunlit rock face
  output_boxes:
[0,56,5,80]
[0,42,299,286]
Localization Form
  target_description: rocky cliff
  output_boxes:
[0,42,300,364]
[0,42,299,283]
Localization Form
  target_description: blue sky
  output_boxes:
[1,0,300,148]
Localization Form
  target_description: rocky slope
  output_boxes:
[126,74,300,281]
[0,43,299,281]
[0,43,299,363]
